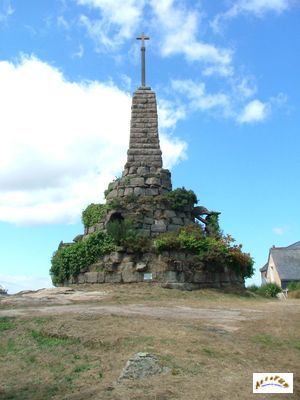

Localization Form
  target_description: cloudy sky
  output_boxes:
[0,0,299,293]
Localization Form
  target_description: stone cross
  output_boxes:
[136,33,150,87]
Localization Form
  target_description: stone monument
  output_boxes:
[51,34,251,290]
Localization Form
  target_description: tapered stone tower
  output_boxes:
[105,34,171,201]
[98,35,194,236]
[105,87,172,202]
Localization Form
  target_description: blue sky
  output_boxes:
[0,0,299,293]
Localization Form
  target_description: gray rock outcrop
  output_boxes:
[118,352,168,381]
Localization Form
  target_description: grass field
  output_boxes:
[0,284,299,399]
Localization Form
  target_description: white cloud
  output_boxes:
[0,0,14,24]
[0,274,53,294]
[75,0,233,75]
[77,0,145,49]
[170,78,276,124]
[57,15,70,30]
[150,0,232,69]
[0,56,186,225]
[73,44,84,58]
[273,226,288,235]
[160,136,187,169]
[238,99,269,123]
[212,0,292,31]
[235,77,257,99]
[158,99,186,130]
[203,64,234,77]
[172,79,230,113]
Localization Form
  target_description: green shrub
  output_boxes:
[162,187,197,211]
[154,225,203,252]
[106,219,136,246]
[246,284,259,292]
[154,225,254,279]
[81,203,109,228]
[154,231,181,251]
[121,235,152,254]
[50,231,115,285]
[227,246,254,279]
[256,283,281,298]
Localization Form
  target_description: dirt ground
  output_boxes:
[0,283,299,399]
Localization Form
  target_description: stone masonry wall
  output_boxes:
[66,248,244,290]
[85,199,195,237]
[125,88,163,171]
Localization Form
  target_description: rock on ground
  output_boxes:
[118,352,168,381]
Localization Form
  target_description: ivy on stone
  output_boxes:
[81,203,110,228]
[50,231,115,286]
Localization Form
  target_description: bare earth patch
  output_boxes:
[0,283,299,399]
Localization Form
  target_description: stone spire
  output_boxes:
[105,35,172,203]
[124,88,163,173]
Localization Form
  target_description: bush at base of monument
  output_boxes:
[154,225,254,279]
[50,231,115,286]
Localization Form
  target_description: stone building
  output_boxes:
[260,241,300,288]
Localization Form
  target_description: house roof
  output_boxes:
[260,263,268,273]
[271,247,300,281]
[287,241,300,249]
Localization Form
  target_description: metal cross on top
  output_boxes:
[136,33,150,87]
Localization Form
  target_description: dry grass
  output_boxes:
[0,283,299,399]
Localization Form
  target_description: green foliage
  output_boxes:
[246,284,259,292]
[106,219,136,246]
[0,317,16,332]
[81,203,109,228]
[154,226,254,279]
[109,198,122,209]
[106,218,151,252]
[253,334,285,347]
[122,235,152,254]
[247,283,282,298]
[262,283,282,297]
[50,231,115,285]
[162,187,197,211]
[154,231,181,251]
[287,281,300,291]
[30,330,79,348]
[204,212,221,237]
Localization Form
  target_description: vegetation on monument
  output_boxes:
[50,231,115,285]
[51,187,254,284]
[161,187,197,210]
[154,225,254,279]
[106,219,135,245]
[106,219,151,253]
[81,203,109,228]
